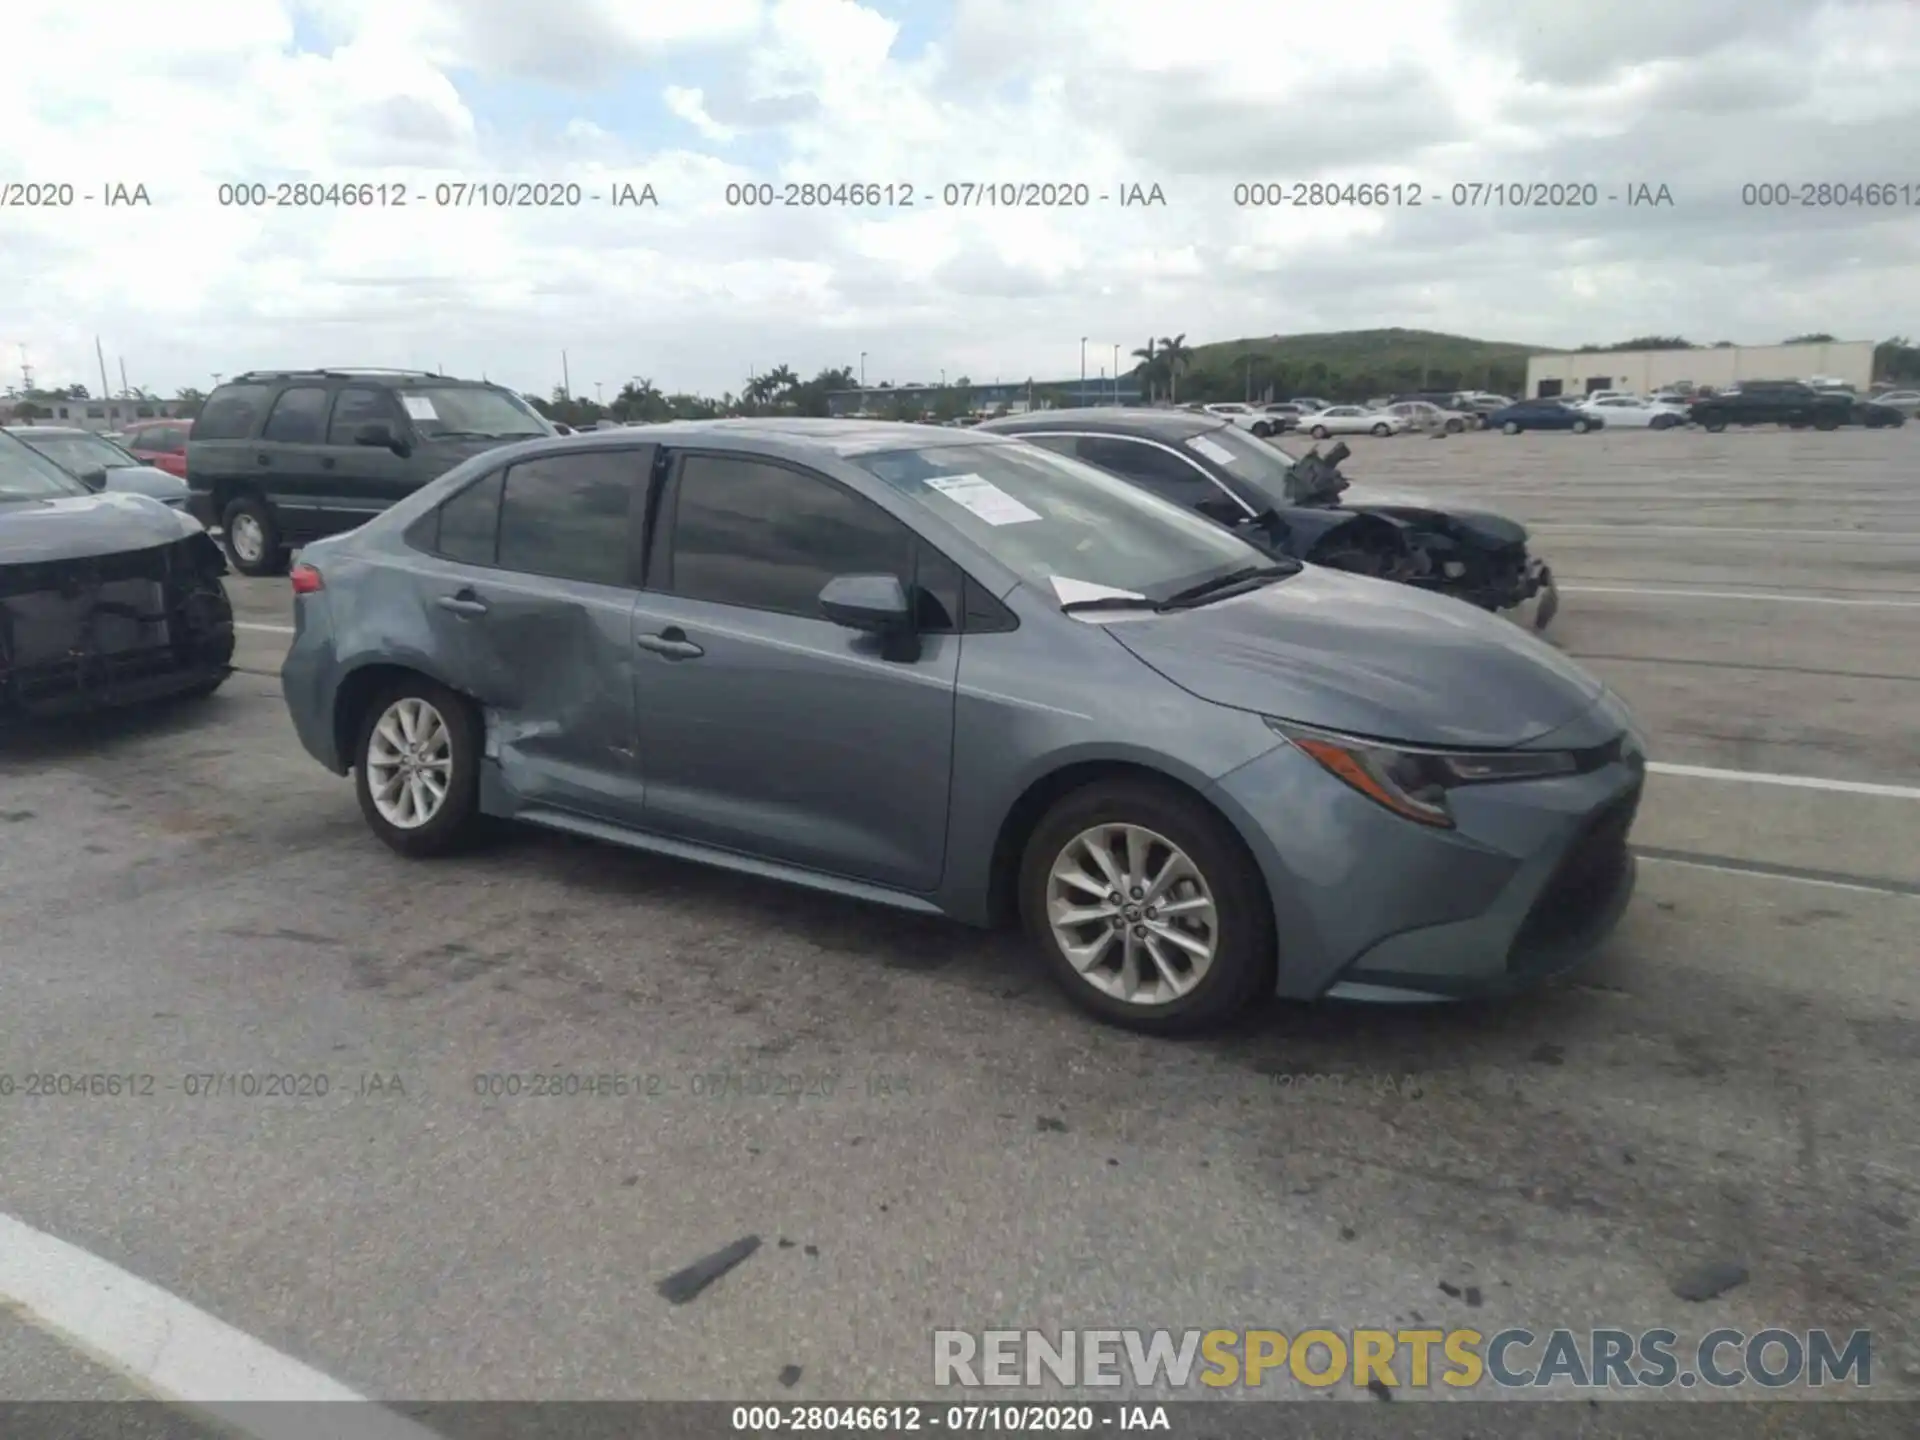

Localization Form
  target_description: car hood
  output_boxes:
[0,491,203,565]
[1102,565,1603,747]
[102,465,189,500]
[1293,484,1530,546]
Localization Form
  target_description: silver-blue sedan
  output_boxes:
[7,425,193,510]
[279,418,1645,1034]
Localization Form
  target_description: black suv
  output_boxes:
[1686,382,1853,433]
[187,369,553,575]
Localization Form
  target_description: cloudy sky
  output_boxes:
[5,0,1918,400]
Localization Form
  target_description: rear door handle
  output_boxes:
[256,454,271,465]
[435,594,489,617]
[320,456,336,469]
[635,630,703,660]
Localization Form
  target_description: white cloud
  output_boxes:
[3,0,1917,400]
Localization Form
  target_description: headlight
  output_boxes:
[1266,720,1578,828]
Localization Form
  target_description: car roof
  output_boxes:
[539,416,1009,458]
[5,425,97,437]
[215,369,498,389]
[978,407,1229,440]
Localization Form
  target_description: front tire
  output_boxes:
[1572,418,1591,433]
[1813,415,1841,432]
[1251,422,1273,438]
[1310,425,1330,439]
[1019,779,1275,1035]
[221,496,290,577]
[352,677,483,858]
[1371,422,1391,437]
[1445,418,1463,433]
[1704,418,1727,433]
[1502,421,1521,435]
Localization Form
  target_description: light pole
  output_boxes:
[860,351,867,387]
[1112,344,1120,405]
[1080,337,1087,406]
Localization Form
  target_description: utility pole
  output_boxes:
[561,350,571,397]
[96,336,110,403]
[119,357,129,398]
[19,345,33,394]
[860,351,867,387]
[1112,344,1120,404]
[1080,337,1088,407]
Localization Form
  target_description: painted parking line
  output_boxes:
[236,622,295,634]
[1636,847,1920,898]
[1561,584,1920,608]
[1646,761,1920,800]
[0,1211,441,1440]
[1532,524,1920,540]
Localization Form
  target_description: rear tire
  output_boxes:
[1251,422,1273,438]
[1704,419,1727,433]
[352,676,484,858]
[1445,418,1463,433]
[1019,779,1275,1035]
[1371,422,1391,436]
[1813,415,1841,432]
[221,496,290,577]
[1502,421,1521,435]
[1310,425,1330,439]
[1571,418,1590,433]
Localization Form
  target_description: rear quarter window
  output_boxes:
[193,385,275,441]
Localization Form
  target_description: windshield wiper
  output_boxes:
[425,429,502,440]
[1060,594,1158,614]
[1155,562,1298,611]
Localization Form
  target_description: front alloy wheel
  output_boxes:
[1046,824,1218,1005]
[1021,781,1273,1034]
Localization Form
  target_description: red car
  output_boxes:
[120,417,192,477]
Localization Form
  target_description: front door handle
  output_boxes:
[256,454,271,465]
[320,456,336,469]
[435,593,489,617]
[635,629,704,660]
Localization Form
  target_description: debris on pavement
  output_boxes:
[657,1234,762,1304]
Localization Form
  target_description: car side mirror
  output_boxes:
[78,466,109,491]
[819,574,913,633]
[353,421,406,454]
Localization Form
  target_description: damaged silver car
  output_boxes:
[1,428,234,721]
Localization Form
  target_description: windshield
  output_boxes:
[0,430,89,500]
[400,387,550,441]
[1176,425,1313,504]
[17,432,142,474]
[852,441,1271,603]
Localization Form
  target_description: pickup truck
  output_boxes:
[1687,383,1853,432]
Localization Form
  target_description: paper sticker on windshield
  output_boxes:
[1050,576,1146,605]
[1188,436,1237,466]
[925,474,1040,526]
[401,395,439,421]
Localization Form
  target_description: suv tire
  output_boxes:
[222,496,291,577]
[1019,779,1275,1035]
[352,676,484,858]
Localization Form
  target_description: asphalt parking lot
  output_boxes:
[1,427,1916,1418]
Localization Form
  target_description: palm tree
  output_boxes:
[1157,334,1193,403]
[1130,340,1162,402]
[763,364,800,409]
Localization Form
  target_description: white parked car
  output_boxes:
[1297,405,1408,438]
[1383,400,1476,434]
[1575,395,1690,430]
[1871,388,1920,415]
[1199,402,1287,438]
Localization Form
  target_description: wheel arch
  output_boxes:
[983,758,1268,930]
[331,658,480,773]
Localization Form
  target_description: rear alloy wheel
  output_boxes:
[221,496,290,577]
[1371,422,1391,437]
[1310,425,1331,439]
[1502,421,1521,435]
[1020,781,1273,1034]
[353,679,483,857]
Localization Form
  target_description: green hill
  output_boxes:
[1147,328,1541,403]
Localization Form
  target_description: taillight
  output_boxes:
[290,563,324,595]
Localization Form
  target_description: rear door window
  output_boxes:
[496,450,643,586]
[434,471,504,565]
[327,387,397,445]
[260,386,332,443]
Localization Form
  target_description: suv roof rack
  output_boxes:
[225,367,447,383]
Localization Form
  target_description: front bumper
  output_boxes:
[1209,728,1643,1003]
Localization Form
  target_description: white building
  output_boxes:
[0,395,194,431]
[1525,340,1875,398]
